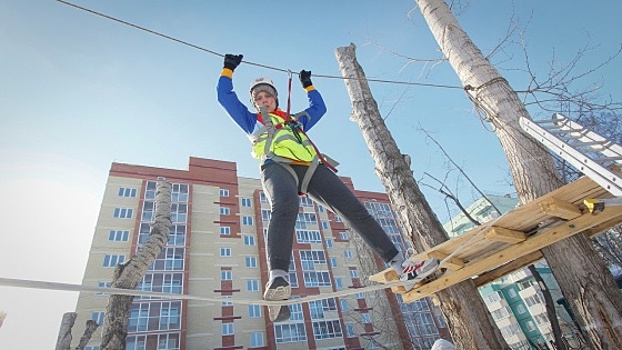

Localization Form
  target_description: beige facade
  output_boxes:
[71,157,447,349]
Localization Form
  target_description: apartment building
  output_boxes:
[71,157,449,350]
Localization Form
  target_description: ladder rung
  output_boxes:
[593,156,622,163]
[549,128,584,134]
[578,141,607,146]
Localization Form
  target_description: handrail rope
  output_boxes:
[55,0,463,90]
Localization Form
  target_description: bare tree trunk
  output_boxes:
[56,312,77,350]
[336,43,510,350]
[100,181,172,350]
[76,320,99,350]
[528,265,567,350]
[414,0,622,348]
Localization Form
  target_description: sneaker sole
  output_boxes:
[264,285,291,322]
[263,285,291,301]
[268,305,291,322]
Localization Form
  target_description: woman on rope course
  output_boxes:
[216,53,439,322]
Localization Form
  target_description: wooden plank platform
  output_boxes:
[369,175,622,303]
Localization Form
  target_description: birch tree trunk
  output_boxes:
[55,312,77,350]
[415,0,622,348]
[100,181,172,350]
[336,43,510,350]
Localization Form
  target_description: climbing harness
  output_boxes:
[248,73,339,194]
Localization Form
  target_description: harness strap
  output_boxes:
[300,157,320,194]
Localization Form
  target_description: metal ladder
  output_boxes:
[519,113,622,202]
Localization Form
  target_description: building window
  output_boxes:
[171,183,189,202]
[344,250,353,259]
[300,196,313,207]
[334,215,343,222]
[113,208,133,219]
[339,232,349,240]
[259,192,269,204]
[261,209,271,222]
[247,279,259,291]
[346,323,356,338]
[330,257,338,268]
[241,197,252,207]
[245,256,257,268]
[303,271,331,287]
[219,207,230,215]
[340,299,349,312]
[108,230,129,242]
[141,201,155,221]
[137,273,183,295]
[309,298,337,319]
[250,332,265,347]
[243,235,255,246]
[221,295,233,306]
[349,269,359,278]
[361,313,371,323]
[516,304,527,314]
[171,203,187,223]
[249,305,261,318]
[221,270,232,281]
[103,254,125,267]
[321,221,329,229]
[97,281,111,296]
[84,346,100,350]
[118,187,137,198]
[219,188,229,197]
[242,216,254,226]
[91,311,105,326]
[145,181,157,200]
[148,247,184,271]
[335,278,343,289]
[325,239,333,248]
[222,323,234,335]
[220,248,232,257]
[312,320,342,340]
[295,213,317,229]
[275,323,307,343]
[127,333,180,350]
[296,230,322,244]
[220,226,231,236]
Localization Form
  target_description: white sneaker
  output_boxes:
[263,276,291,322]
[400,258,440,283]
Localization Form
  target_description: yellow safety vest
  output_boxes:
[249,111,318,164]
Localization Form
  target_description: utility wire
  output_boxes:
[56,0,463,90]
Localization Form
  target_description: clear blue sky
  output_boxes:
[1,0,620,347]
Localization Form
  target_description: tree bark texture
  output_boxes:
[100,181,172,350]
[56,312,77,350]
[414,1,622,348]
[336,43,510,350]
[77,320,99,350]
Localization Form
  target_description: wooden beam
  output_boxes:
[484,227,527,243]
[399,206,622,303]
[427,251,465,270]
[538,197,582,220]
[473,251,543,286]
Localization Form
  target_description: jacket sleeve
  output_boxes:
[298,86,327,132]
[217,69,258,135]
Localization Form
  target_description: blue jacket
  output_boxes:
[217,72,327,136]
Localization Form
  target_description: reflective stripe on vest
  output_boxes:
[248,109,318,163]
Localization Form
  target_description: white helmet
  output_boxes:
[249,77,278,98]
[249,77,278,109]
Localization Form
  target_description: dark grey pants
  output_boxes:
[261,162,399,272]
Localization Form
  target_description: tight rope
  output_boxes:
[0,276,411,306]
[0,229,488,305]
